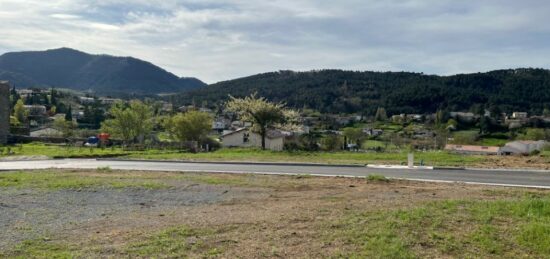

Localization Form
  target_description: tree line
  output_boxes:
[173,68,550,116]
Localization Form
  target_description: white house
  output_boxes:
[221,128,285,151]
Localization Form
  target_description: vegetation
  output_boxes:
[366,174,390,182]
[226,93,298,149]
[328,197,550,258]
[176,68,550,116]
[165,111,212,142]
[0,143,486,166]
[3,171,550,258]
[13,99,27,124]
[101,100,154,144]
[0,170,167,189]
[53,117,77,138]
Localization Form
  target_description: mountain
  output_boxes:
[0,48,205,95]
[175,69,550,115]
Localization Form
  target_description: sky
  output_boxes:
[0,0,549,84]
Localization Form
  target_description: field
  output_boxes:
[2,143,550,169]
[1,169,550,258]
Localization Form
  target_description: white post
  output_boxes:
[407,153,414,168]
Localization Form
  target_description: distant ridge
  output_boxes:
[0,47,205,95]
[176,68,550,115]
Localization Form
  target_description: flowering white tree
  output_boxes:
[226,93,298,150]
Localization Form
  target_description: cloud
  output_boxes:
[0,0,549,83]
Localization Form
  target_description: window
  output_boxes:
[243,133,250,143]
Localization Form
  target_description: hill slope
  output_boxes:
[176,69,550,115]
[0,48,205,95]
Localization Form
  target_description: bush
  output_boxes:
[284,134,320,151]
[321,134,343,151]
[367,174,390,182]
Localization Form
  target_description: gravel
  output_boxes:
[0,184,249,250]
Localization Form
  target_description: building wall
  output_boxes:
[0,82,10,145]
[222,130,284,151]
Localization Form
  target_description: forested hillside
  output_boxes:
[173,69,550,115]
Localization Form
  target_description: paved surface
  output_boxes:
[1,159,550,189]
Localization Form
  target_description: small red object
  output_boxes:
[98,133,110,141]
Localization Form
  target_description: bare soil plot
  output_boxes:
[1,169,549,258]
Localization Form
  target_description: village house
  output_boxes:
[79,97,95,104]
[221,128,285,151]
[363,128,383,137]
[99,98,121,105]
[511,112,528,119]
[450,112,477,123]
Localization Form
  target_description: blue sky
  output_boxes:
[0,0,549,83]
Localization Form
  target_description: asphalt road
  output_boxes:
[1,159,550,189]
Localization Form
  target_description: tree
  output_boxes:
[321,134,343,151]
[165,111,212,142]
[65,106,73,121]
[435,109,449,126]
[13,99,27,124]
[374,107,387,122]
[524,128,546,141]
[53,117,77,138]
[479,116,492,134]
[343,127,365,146]
[101,100,154,144]
[226,94,298,150]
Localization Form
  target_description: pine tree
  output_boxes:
[65,106,73,121]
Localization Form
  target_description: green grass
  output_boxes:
[5,238,78,259]
[328,197,550,258]
[0,143,131,158]
[366,174,390,182]
[1,143,486,167]
[11,197,550,258]
[477,137,509,147]
[124,226,218,258]
[0,171,167,190]
[2,226,217,259]
[127,148,484,167]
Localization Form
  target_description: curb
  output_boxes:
[96,158,366,168]
[433,166,466,170]
[366,164,434,170]
[463,167,550,173]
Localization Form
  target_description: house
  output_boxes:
[499,140,547,155]
[413,129,435,139]
[212,118,230,133]
[99,98,121,105]
[79,97,95,104]
[511,112,528,119]
[221,128,285,151]
[24,105,47,116]
[450,112,477,123]
[363,128,383,137]
[444,144,500,155]
[199,107,213,114]
[161,102,173,112]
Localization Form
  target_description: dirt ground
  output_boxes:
[1,170,548,258]
[479,155,550,169]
